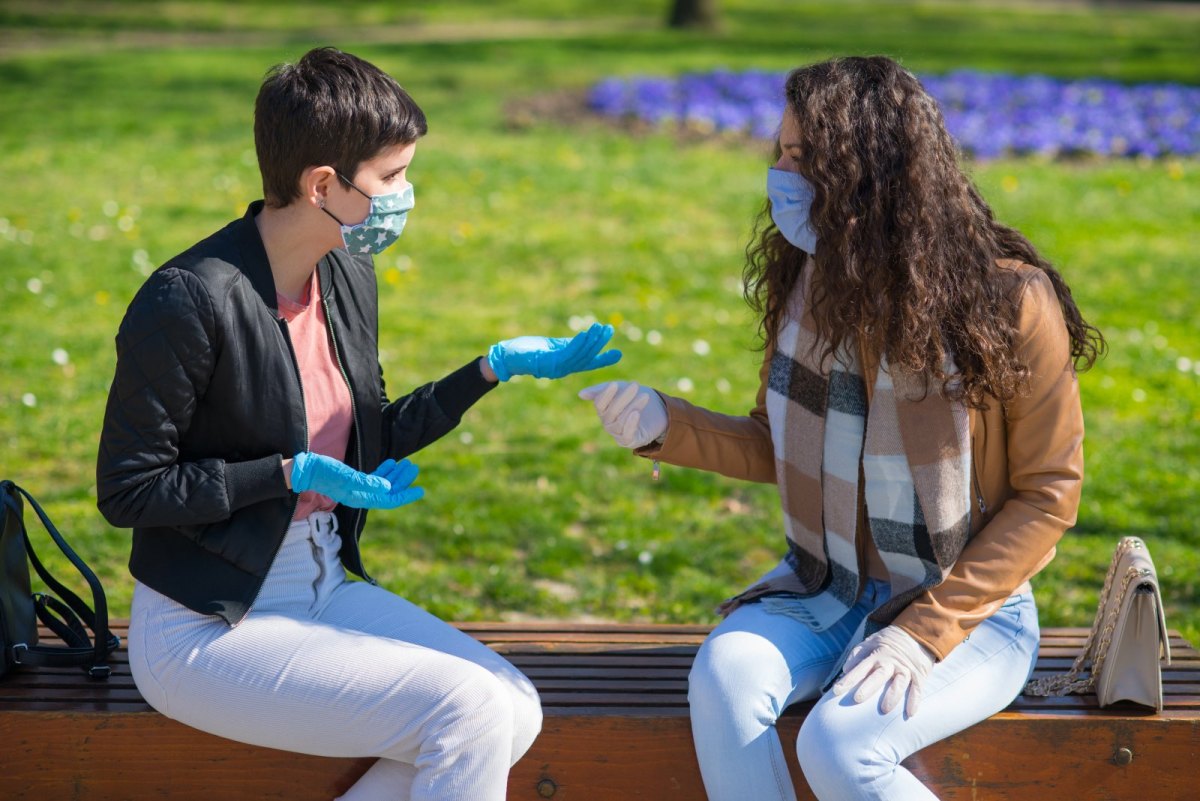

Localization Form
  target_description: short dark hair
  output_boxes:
[254,47,427,208]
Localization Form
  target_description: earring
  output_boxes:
[318,199,325,209]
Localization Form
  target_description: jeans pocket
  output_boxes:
[1001,593,1041,656]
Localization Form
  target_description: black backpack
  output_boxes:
[0,480,119,680]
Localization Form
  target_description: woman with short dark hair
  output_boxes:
[581,55,1102,801]
[98,47,620,801]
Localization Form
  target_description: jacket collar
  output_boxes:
[237,201,338,311]
[236,201,278,311]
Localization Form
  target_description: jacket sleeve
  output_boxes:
[380,358,497,460]
[635,344,777,484]
[96,268,288,529]
[893,270,1084,660]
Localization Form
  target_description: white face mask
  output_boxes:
[766,168,818,254]
[323,176,414,255]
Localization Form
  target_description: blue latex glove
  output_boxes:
[291,452,424,510]
[487,322,622,381]
[366,458,425,509]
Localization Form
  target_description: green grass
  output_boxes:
[0,1,1197,646]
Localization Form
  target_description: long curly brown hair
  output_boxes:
[745,56,1105,407]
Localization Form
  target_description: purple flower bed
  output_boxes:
[588,69,1200,158]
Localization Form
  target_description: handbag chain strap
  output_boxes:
[1024,537,1147,697]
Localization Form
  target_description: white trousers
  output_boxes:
[127,511,542,801]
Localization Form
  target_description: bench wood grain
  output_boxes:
[1,622,1197,800]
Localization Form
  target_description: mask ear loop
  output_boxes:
[323,172,370,229]
[319,198,346,227]
[316,170,355,231]
[335,171,372,200]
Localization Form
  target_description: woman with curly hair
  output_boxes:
[580,55,1103,800]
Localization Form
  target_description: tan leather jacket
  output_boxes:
[639,262,1084,660]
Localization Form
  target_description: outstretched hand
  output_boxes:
[578,380,668,449]
[487,322,622,381]
[290,452,424,510]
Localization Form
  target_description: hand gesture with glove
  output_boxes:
[289,451,424,510]
[578,380,668,449]
[487,322,622,382]
[830,625,935,718]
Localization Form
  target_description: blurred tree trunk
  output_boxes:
[667,0,719,29]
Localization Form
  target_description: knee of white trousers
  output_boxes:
[507,674,544,765]
[412,666,519,764]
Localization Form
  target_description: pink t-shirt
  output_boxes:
[277,275,354,520]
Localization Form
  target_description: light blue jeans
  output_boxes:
[688,577,1039,801]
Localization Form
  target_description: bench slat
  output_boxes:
[4,709,1197,800]
[3,622,1197,800]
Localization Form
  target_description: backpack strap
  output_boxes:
[8,484,119,679]
[35,592,90,648]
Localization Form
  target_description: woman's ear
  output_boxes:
[301,165,338,210]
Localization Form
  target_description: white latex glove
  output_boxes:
[830,626,935,718]
[578,380,668,449]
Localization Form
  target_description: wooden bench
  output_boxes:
[1,621,1197,800]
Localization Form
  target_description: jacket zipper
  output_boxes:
[322,295,375,586]
[235,318,307,627]
[970,435,987,517]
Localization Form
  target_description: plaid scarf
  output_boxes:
[719,269,973,636]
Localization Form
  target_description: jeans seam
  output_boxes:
[768,730,793,798]
[773,654,839,796]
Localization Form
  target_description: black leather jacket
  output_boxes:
[97,202,494,624]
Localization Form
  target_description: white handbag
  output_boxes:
[1025,536,1171,710]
